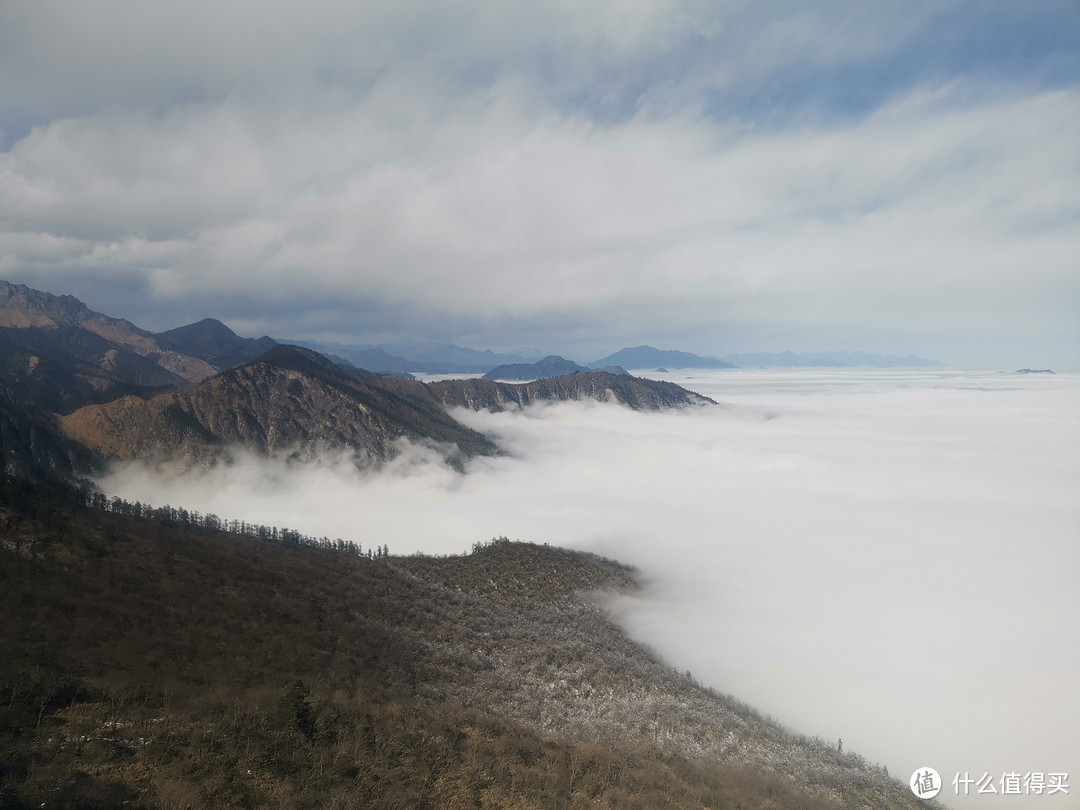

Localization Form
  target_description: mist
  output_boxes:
[98,369,1079,807]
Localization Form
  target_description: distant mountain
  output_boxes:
[590,346,737,370]
[0,281,718,477]
[285,342,416,374]
[723,351,945,368]
[155,318,277,367]
[287,340,540,374]
[381,341,542,370]
[61,346,716,469]
[482,355,591,380]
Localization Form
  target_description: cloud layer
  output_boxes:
[2,2,1078,365]
[98,369,1080,802]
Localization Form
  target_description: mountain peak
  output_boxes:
[0,279,105,330]
[156,318,277,368]
[482,355,590,381]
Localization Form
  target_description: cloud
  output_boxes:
[1,2,1077,363]
[97,369,1080,798]
[3,83,1077,355]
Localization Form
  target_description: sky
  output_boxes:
[98,368,1080,808]
[1,1,1078,367]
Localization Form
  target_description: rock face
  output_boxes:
[482,355,592,380]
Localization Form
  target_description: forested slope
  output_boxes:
[0,479,930,810]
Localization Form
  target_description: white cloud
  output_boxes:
[1,2,1076,363]
[4,81,1076,352]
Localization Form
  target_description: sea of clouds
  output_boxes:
[99,369,1079,808]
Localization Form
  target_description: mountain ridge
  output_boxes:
[590,346,738,370]
[58,346,712,469]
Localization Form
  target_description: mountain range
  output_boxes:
[0,280,712,478]
[282,339,945,375]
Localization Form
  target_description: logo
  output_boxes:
[911,767,942,799]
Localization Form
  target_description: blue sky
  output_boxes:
[1,1,1077,367]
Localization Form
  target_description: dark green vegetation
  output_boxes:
[0,478,929,810]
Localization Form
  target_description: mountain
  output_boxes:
[722,351,945,368]
[287,340,542,374]
[381,341,542,370]
[482,355,592,380]
[284,341,417,374]
[60,345,499,468]
[60,348,715,469]
[590,346,737,370]
[0,280,217,390]
[0,281,717,477]
[0,482,928,809]
[155,318,278,367]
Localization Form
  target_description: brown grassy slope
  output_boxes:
[0,490,929,809]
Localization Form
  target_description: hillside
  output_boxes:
[0,479,929,810]
[60,346,498,468]
[0,400,100,481]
